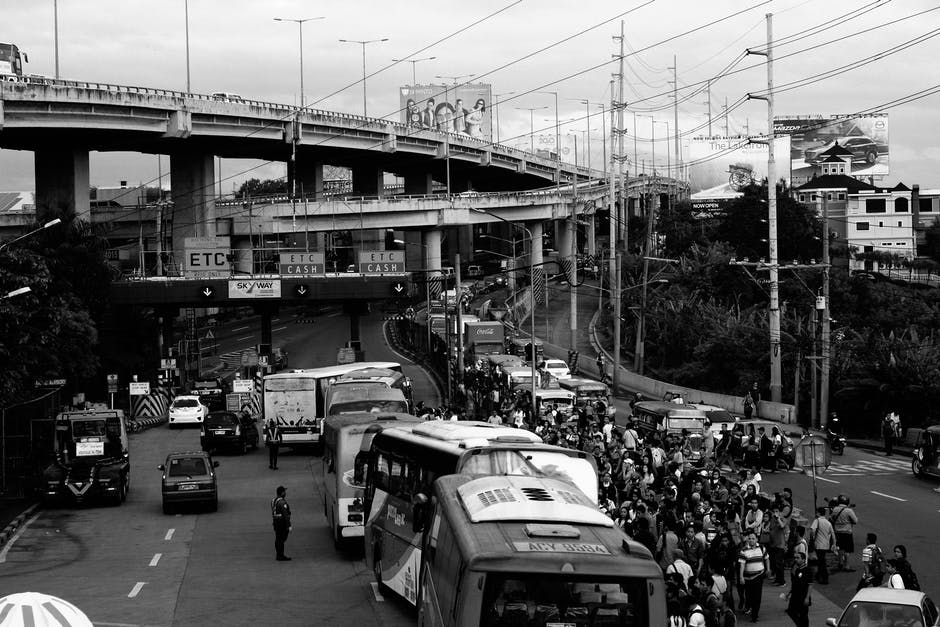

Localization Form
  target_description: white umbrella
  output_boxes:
[0,592,93,627]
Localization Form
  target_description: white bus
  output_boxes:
[417,474,666,627]
[321,412,421,546]
[262,362,401,447]
[364,421,599,605]
[325,386,410,417]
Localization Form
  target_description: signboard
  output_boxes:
[226,393,248,412]
[228,279,282,299]
[35,378,66,388]
[240,349,259,367]
[279,252,325,275]
[129,381,151,396]
[687,135,791,200]
[76,440,105,457]
[232,378,253,393]
[160,358,177,370]
[774,113,889,185]
[400,83,493,142]
[512,541,611,555]
[107,374,119,394]
[359,250,405,274]
[183,237,231,273]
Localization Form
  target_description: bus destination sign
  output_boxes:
[512,542,611,555]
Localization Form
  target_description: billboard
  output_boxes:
[773,113,889,185]
[400,83,493,142]
[687,135,791,206]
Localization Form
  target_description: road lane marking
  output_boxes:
[128,582,146,598]
[370,582,385,602]
[231,326,249,331]
[815,476,840,484]
[165,528,175,541]
[0,512,40,563]
[236,335,254,341]
[327,311,342,317]
[272,326,288,332]
[870,490,906,502]
[149,553,162,567]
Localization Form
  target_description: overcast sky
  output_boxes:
[2,0,939,192]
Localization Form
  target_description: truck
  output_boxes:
[0,43,28,81]
[464,320,504,364]
[42,409,130,506]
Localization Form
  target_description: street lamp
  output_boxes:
[0,218,62,252]
[339,37,389,117]
[637,114,655,176]
[392,56,436,85]
[515,106,548,152]
[536,91,561,176]
[2,287,31,299]
[568,98,596,171]
[493,91,515,145]
[184,0,191,93]
[473,208,538,418]
[274,16,325,109]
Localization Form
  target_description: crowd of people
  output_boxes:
[412,361,923,627]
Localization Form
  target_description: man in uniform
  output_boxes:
[271,485,292,561]
[264,418,281,470]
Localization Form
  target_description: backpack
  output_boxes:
[868,546,886,580]
[900,566,921,591]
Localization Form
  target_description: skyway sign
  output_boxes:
[228,279,282,299]
[279,252,325,275]
[358,250,405,274]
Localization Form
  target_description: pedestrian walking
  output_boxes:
[829,495,858,572]
[738,530,769,622]
[809,506,834,584]
[858,533,886,590]
[596,354,609,384]
[785,551,812,627]
[882,414,896,456]
[271,485,292,561]
[264,418,281,470]
[743,383,760,420]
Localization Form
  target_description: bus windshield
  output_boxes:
[265,378,316,392]
[667,418,705,431]
[481,575,648,627]
[460,450,597,504]
[330,400,409,415]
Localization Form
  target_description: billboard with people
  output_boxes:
[399,83,493,142]
[773,113,889,185]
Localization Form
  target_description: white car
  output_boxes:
[538,359,571,381]
[168,395,208,428]
[687,403,738,441]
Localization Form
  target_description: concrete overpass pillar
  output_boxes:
[352,164,384,197]
[292,156,324,200]
[424,229,443,298]
[558,219,572,273]
[404,172,433,196]
[403,231,423,271]
[529,222,544,305]
[34,148,90,222]
[170,153,217,237]
[234,239,253,274]
[587,214,597,257]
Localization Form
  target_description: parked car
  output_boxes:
[538,358,572,381]
[687,403,738,441]
[805,136,881,166]
[168,395,208,428]
[158,451,219,514]
[200,411,259,454]
[211,91,243,101]
[912,424,940,479]
[735,419,797,470]
[826,588,939,627]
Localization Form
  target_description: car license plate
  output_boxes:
[214,430,226,435]
[179,484,198,491]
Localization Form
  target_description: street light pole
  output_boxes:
[275,17,325,109]
[53,0,60,79]
[392,56,436,85]
[515,106,548,152]
[493,91,515,145]
[184,0,191,94]
[339,37,389,117]
[0,218,62,252]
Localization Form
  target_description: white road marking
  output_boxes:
[236,335,254,341]
[149,553,162,567]
[815,476,841,484]
[128,582,146,598]
[272,326,288,332]
[0,512,40,563]
[231,326,249,331]
[870,490,906,502]
[370,582,385,602]
[273,317,281,322]
[327,311,343,317]
[165,528,175,541]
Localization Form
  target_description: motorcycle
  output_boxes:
[827,416,847,455]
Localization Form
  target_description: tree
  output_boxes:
[237,178,288,198]
[922,220,940,264]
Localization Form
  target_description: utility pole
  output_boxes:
[705,79,712,136]
[569,180,579,351]
[724,97,730,136]
[612,253,622,396]
[820,194,831,428]
[634,192,658,374]
[456,253,464,383]
[616,21,627,250]
[608,79,617,293]
[670,55,680,186]
[747,13,781,403]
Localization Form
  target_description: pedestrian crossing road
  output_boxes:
[826,453,911,476]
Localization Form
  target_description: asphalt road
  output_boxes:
[0,310,435,625]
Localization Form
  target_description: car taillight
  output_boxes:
[234,426,241,436]
[200,428,206,437]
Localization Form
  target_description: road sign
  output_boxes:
[35,378,67,388]
[200,285,215,298]
[129,381,151,396]
[240,349,259,367]
[391,280,408,296]
[107,374,119,393]
[183,237,231,273]
[160,358,177,370]
[232,378,253,393]
[358,250,405,274]
[279,252,325,275]
[228,279,282,299]
[202,330,215,341]
[294,284,310,297]
[258,355,269,367]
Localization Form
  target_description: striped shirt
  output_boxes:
[739,545,766,580]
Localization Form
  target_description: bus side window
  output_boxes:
[373,453,390,492]
[389,457,405,496]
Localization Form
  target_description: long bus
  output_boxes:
[0,43,28,81]
[325,386,410,417]
[261,361,401,447]
[417,474,666,627]
[321,412,422,546]
[328,367,413,408]
[363,421,599,605]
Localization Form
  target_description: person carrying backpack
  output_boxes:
[892,545,921,591]
[858,533,886,590]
